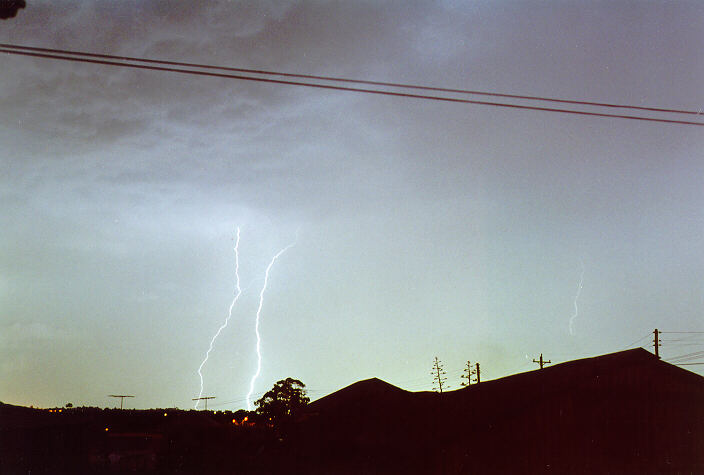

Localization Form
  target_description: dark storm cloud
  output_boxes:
[0,1,441,223]
[3,0,702,226]
[0,0,25,20]
[1,1,434,158]
[3,0,703,222]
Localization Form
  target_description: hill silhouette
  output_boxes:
[294,348,704,473]
[2,349,702,473]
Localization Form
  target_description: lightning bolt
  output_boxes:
[568,260,585,336]
[246,238,296,410]
[195,227,242,409]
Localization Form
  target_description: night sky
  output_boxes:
[1,1,703,410]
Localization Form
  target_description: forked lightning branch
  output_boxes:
[195,227,296,410]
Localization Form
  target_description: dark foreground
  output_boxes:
[2,349,703,474]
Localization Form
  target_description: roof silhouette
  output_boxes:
[295,348,704,474]
[3,349,702,473]
[307,377,409,413]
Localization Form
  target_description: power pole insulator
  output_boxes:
[653,328,660,359]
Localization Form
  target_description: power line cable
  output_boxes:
[667,350,704,359]
[661,331,704,334]
[669,358,704,364]
[1,42,700,117]
[669,352,704,361]
[660,337,704,341]
[2,47,703,127]
[665,351,704,363]
[662,342,704,347]
[623,332,651,350]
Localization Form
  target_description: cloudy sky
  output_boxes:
[1,1,703,410]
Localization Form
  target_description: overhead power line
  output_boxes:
[666,351,704,363]
[623,332,651,350]
[1,44,703,127]
[1,42,700,117]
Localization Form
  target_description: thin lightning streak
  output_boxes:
[246,238,297,410]
[195,227,242,409]
[569,260,585,336]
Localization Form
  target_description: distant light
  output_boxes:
[105,427,109,432]
[164,413,168,417]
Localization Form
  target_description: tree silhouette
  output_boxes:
[254,377,310,427]
[431,357,449,393]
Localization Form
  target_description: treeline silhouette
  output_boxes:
[1,404,285,474]
[2,349,703,474]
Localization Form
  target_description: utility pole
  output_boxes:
[192,396,216,410]
[461,360,476,387]
[108,395,134,410]
[475,362,481,383]
[532,353,551,369]
[653,328,660,359]
[431,357,448,393]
